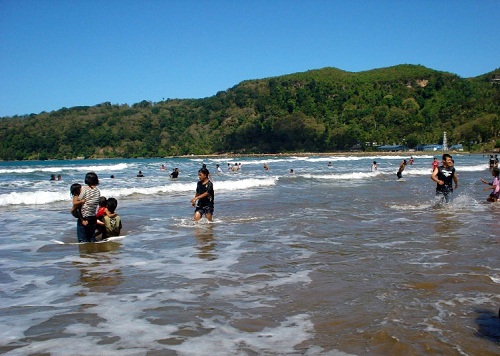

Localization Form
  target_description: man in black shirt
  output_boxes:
[431,153,458,203]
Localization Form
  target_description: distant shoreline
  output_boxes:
[173,151,472,159]
[0,150,479,162]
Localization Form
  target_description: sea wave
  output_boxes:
[0,163,129,174]
[298,171,380,180]
[0,177,278,206]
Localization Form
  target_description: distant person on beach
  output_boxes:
[431,153,458,203]
[216,164,223,174]
[371,161,378,171]
[289,169,294,174]
[409,157,414,165]
[328,162,332,167]
[263,163,269,171]
[231,164,239,172]
[137,171,144,177]
[191,167,214,222]
[161,164,165,171]
[103,197,122,238]
[57,175,62,181]
[432,157,439,172]
[78,172,101,242]
[489,155,495,170]
[170,168,179,179]
[397,160,407,179]
[50,174,56,181]
[481,168,499,202]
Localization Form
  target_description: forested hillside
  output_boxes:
[1,64,499,160]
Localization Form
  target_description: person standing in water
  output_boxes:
[79,172,101,242]
[191,167,214,222]
[431,157,439,172]
[481,168,499,202]
[397,160,407,179]
[170,168,179,179]
[431,153,458,203]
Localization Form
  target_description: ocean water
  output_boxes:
[0,154,499,355]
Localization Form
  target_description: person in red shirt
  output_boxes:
[431,157,439,172]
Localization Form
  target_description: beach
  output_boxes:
[0,153,499,355]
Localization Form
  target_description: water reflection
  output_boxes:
[433,209,462,237]
[194,224,216,260]
[74,245,124,291]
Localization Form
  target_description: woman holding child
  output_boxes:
[77,172,101,242]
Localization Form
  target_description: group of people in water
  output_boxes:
[396,153,499,204]
[70,172,122,243]
[70,153,498,242]
[70,164,215,242]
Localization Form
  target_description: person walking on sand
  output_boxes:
[191,167,214,222]
[431,153,458,203]
[397,160,406,179]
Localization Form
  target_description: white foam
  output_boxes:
[0,178,278,206]
[169,314,316,355]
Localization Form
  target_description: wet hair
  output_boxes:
[106,198,118,213]
[442,153,452,161]
[84,172,99,186]
[98,196,107,207]
[70,183,82,197]
[493,168,500,177]
[373,161,377,164]
[198,167,210,176]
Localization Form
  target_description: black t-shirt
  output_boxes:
[436,165,455,192]
[196,180,214,207]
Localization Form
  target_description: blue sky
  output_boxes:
[1,0,499,117]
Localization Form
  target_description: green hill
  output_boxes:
[1,64,499,160]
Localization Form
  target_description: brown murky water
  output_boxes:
[1,155,499,355]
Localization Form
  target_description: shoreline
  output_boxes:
[0,150,476,163]
[174,150,472,159]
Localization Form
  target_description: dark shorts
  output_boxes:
[195,205,214,216]
[490,191,500,199]
[436,187,453,203]
[397,171,402,179]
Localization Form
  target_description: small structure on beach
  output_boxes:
[377,145,408,152]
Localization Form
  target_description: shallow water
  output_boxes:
[0,154,499,355]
